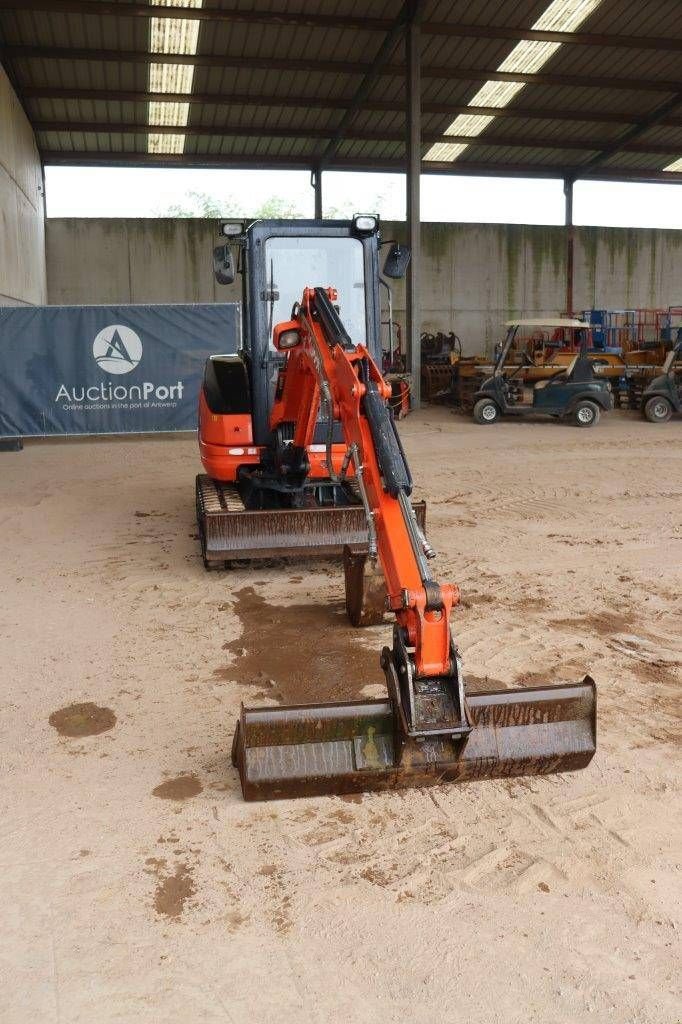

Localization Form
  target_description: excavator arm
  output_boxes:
[271,287,459,684]
[231,287,596,801]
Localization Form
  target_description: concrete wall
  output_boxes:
[0,65,46,305]
[46,218,236,308]
[385,221,682,353]
[46,217,682,355]
[387,222,568,353]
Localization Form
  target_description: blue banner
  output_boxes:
[0,303,240,437]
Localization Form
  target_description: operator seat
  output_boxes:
[534,354,579,390]
[203,354,251,414]
[533,354,595,390]
[570,356,596,383]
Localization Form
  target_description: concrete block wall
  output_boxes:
[45,217,682,355]
[0,65,46,305]
[574,226,682,312]
[384,221,569,354]
[46,218,238,307]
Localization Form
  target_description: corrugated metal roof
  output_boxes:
[1,0,680,181]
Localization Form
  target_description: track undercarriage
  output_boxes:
[196,473,427,567]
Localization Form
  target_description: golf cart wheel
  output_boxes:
[572,400,600,428]
[644,396,673,423]
[473,398,500,425]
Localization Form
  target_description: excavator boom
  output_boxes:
[232,287,596,800]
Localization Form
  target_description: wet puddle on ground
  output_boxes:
[146,858,196,919]
[152,774,203,800]
[48,702,116,737]
[218,586,384,704]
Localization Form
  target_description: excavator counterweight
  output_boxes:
[225,286,597,800]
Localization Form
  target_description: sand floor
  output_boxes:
[1,407,680,1024]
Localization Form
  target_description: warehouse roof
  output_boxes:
[0,0,681,183]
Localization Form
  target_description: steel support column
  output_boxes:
[564,177,575,316]
[406,2,421,408]
[312,167,323,218]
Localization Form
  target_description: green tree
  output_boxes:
[324,191,386,219]
[253,196,304,218]
[157,190,305,218]
[160,190,240,217]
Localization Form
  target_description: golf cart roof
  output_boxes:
[504,318,589,329]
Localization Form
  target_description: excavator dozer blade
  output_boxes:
[231,677,596,801]
[197,474,426,565]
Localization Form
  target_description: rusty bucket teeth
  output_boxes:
[231,675,596,802]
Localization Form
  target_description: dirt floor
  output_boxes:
[1,408,680,1024]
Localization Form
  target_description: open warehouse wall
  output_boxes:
[387,222,682,352]
[0,65,46,306]
[46,218,236,308]
[45,218,682,355]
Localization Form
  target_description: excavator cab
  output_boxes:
[243,218,384,442]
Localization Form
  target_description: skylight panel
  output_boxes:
[147,0,203,156]
[425,0,604,163]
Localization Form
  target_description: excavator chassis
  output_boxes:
[196,474,426,565]
[232,675,596,801]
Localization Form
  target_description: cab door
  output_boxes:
[246,222,381,444]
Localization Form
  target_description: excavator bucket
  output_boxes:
[196,474,426,566]
[231,675,596,801]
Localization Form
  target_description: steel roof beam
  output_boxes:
[30,119,682,156]
[4,45,681,94]
[568,91,682,178]
[21,86,682,129]
[2,1,681,52]
[37,149,682,183]
[315,0,414,170]
[405,0,421,407]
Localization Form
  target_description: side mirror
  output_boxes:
[213,244,235,285]
[273,320,301,352]
[383,243,411,279]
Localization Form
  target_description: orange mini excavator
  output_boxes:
[220,284,596,800]
[196,217,423,567]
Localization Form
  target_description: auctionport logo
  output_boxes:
[92,324,143,375]
[54,322,184,410]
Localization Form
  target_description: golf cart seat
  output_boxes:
[534,355,579,390]
[571,356,597,383]
[661,348,677,374]
[534,355,594,390]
